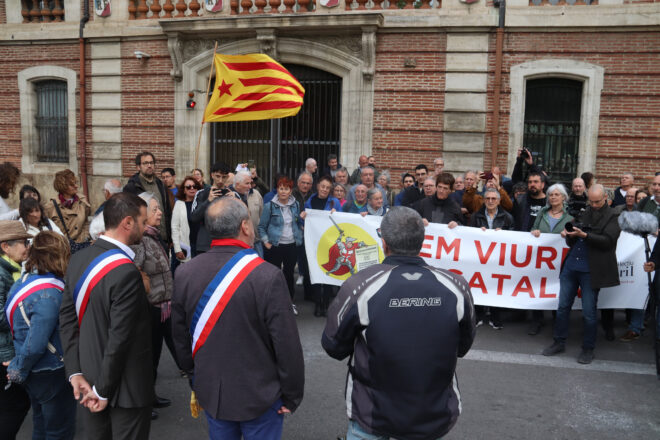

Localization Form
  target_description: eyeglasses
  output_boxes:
[185,185,196,190]
[141,161,155,166]
[7,239,29,247]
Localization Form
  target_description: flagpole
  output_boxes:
[194,41,218,169]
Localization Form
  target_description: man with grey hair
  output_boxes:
[543,184,621,364]
[172,196,304,440]
[433,157,444,175]
[345,166,389,210]
[95,178,122,215]
[323,206,475,440]
[305,158,318,186]
[229,170,264,256]
[612,171,634,207]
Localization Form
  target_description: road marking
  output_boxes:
[463,349,657,376]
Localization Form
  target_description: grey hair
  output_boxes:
[433,157,444,165]
[367,187,381,200]
[137,192,157,207]
[103,179,122,195]
[622,172,634,178]
[380,207,425,256]
[336,167,348,175]
[605,187,615,202]
[233,170,252,185]
[206,197,250,239]
[297,171,313,182]
[360,166,374,174]
[89,214,105,241]
[464,170,478,178]
[545,183,568,203]
[484,187,501,199]
[378,170,391,183]
[305,158,316,167]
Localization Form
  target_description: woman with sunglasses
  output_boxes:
[172,176,202,262]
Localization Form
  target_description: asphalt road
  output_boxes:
[17,296,660,440]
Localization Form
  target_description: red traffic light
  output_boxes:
[186,99,196,109]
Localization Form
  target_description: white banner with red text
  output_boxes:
[303,210,655,310]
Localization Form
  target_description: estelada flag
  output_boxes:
[203,53,305,123]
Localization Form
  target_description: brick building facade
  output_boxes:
[1,0,658,210]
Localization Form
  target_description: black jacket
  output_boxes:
[59,238,153,407]
[123,173,172,241]
[512,193,547,232]
[189,187,240,253]
[322,255,475,440]
[415,196,464,225]
[564,204,621,289]
[172,245,304,420]
[567,192,587,219]
[400,184,425,208]
[469,205,515,230]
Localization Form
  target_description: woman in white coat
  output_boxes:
[171,176,201,263]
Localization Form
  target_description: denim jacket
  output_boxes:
[6,272,65,384]
[259,198,303,247]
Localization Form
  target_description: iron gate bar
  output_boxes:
[35,80,68,163]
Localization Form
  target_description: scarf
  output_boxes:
[58,193,79,209]
[367,204,384,216]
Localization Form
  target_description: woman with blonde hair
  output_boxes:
[5,231,76,439]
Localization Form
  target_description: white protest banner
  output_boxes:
[304,209,654,310]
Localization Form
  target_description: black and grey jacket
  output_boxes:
[322,255,476,440]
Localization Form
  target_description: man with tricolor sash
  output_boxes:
[59,192,153,440]
[172,196,304,440]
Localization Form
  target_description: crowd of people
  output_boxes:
[0,148,658,440]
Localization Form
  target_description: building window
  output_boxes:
[523,78,582,185]
[34,80,69,163]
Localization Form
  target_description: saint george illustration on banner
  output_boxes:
[304,210,654,311]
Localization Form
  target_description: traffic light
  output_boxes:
[186,91,196,110]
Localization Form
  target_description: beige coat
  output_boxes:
[247,190,263,240]
[44,196,91,243]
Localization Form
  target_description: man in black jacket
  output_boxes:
[60,193,153,439]
[415,172,464,228]
[322,207,475,440]
[542,184,621,364]
[189,161,232,255]
[123,152,172,244]
[172,197,304,440]
[400,164,429,207]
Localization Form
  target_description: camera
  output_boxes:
[521,149,531,160]
[565,222,592,233]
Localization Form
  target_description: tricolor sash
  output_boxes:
[73,249,133,325]
[5,274,65,335]
[190,248,264,358]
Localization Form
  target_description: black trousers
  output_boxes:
[150,304,179,380]
[296,244,313,300]
[0,364,30,440]
[84,405,151,440]
[264,243,298,300]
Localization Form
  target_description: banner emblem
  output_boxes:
[317,222,383,281]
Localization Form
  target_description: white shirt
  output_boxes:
[98,235,135,260]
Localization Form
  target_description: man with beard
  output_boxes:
[512,171,547,335]
[567,177,588,218]
[543,184,621,364]
[60,192,153,439]
[123,152,171,245]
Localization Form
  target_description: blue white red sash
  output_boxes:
[73,249,133,325]
[5,274,65,335]
[190,248,264,358]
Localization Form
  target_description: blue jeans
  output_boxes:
[206,398,283,440]
[347,420,443,440]
[553,267,600,349]
[23,368,76,440]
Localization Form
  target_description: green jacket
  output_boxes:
[532,205,574,234]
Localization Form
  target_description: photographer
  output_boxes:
[542,184,621,364]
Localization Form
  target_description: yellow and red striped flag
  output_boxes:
[203,53,305,123]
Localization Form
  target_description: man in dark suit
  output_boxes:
[60,192,153,440]
[172,196,304,440]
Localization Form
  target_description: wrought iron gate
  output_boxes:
[523,78,582,185]
[210,64,342,187]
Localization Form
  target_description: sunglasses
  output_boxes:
[185,185,197,190]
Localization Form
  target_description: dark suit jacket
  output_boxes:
[59,238,153,408]
[171,245,304,421]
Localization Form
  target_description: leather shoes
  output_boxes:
[542,341,565,356]
[151,410,159,420]
[153,395,171,408]
[578,348,594,364]
[620,330,640,342]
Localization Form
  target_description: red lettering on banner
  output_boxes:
[498,243,506,266]
[536,246,558,270]
[469,272,487,294]
[436,237,461,261]
[512,276,535,298]
[419,234,434,259]
[491,273,511,295]
[510,244,533,268]
[539,277,556,298]
[475,241,497,265]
